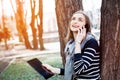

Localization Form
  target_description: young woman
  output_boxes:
[43,10,100,80]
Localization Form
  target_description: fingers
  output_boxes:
[78,26,86,34]
[42,64,54,71]
[78,28,80,34]
[43,64,52,68]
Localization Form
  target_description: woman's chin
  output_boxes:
[71,29,78,32]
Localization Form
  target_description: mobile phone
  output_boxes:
[27,58,54,79]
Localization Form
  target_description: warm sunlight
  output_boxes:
[1,0,119,80]
[1,0,120,80]
[0,0,16,16]
[0,0,57,34]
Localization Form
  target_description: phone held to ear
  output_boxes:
[27,58,54,79]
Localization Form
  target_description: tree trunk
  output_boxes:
[38,0,45,50]
[55,0,83,65]
[1,0,9,50]
[30,0,38,49]
[16,0,32,49]
[10,0,23,42]
[100,0,120,80]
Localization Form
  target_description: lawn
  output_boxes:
[0,53,64,80]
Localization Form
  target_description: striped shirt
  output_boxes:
[73,38,100,80]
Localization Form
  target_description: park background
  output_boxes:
[0,0,120,80]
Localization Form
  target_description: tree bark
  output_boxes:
[55,0,83,65]
[100,0,120,80]
[38,0,45,50]
[30,0,38,49]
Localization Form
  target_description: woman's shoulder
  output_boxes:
[84,38,99,51]
[85,32,99,44]
[84,38,100,52]
[87,38,98,43]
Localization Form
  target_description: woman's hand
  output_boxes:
[42,64,60,74]
[75,27,86,53]
[75,27,86,44]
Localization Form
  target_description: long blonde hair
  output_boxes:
[65,10,91,43]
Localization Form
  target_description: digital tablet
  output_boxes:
[27,58,54,79]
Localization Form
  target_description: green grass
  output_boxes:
[0,53,64,80]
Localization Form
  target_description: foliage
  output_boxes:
[0,29,4,41]
[0,27,11,42]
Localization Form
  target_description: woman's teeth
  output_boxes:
[72,25,79,28]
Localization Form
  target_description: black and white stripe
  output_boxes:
[73,39,100,80]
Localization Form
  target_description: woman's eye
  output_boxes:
[78,18,83,22]
[71,17,75,20]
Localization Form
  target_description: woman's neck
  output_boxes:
[73,31,77,40]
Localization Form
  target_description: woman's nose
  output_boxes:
[73,20,78,24]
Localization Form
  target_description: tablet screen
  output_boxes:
[27,58,54,79]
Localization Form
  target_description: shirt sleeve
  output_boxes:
[73,39,99,75]
[59,68,64,75]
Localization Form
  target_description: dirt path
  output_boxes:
[0,58,14,73]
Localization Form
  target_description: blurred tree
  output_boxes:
[3,27,11,40]
[0,27,11,49]
[55,0,83,65]
[30,0,38,49]
[100,0,120,80]
[0,27,11,41]
[1,0,9,50]
[37,0,45,50]
[0,29,3,42]
[15,0,32,49]
[10,0,23,42]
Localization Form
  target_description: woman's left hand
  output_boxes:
[75,27,86,44]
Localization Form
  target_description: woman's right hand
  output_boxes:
[42,64,60,74]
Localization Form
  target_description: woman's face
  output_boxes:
[70,13,86,32]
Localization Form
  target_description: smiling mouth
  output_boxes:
[72,25,79,28]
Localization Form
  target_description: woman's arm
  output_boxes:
[73,39,99,75]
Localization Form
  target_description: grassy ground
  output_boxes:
[0,53,64,80]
